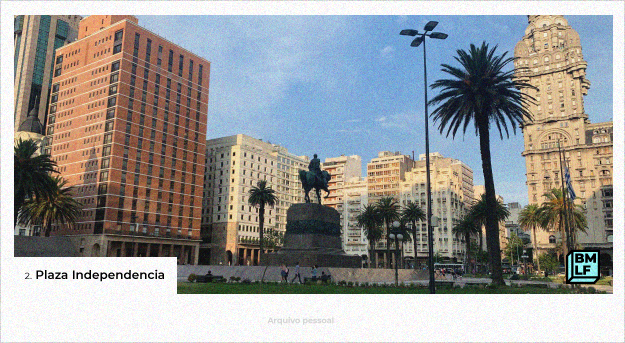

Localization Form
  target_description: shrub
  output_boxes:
[242,279,252,284]
[347,281,353,287]
[587,286,596,294]
[187,273,197,283]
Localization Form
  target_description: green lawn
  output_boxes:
[178,281,583,294]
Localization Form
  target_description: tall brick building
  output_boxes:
[44,15,210,263]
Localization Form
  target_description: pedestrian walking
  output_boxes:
[291,262,302,284]
[280,264,289,283]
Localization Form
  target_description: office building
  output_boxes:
[43,15,210,263]
[201,134,308,265]
[398,153,474,265]
[14,15,82,132]
[514,15,613,255]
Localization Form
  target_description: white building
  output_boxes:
[201,134,308,265]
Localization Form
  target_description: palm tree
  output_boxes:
[452,215,479,272]
[518,204,543,271]
[375,197,401,268]
[428,42,535,284]
[468,193,511,273]
[356,204,383,268]
[14,138,57,225]
[248,180,278,264]
[537,188,587,262]
[18,176,81,237]
[402,202,425,270]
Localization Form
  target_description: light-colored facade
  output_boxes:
[342,177,369,259]
[321,155,367,259]
[43,15,210,263]
[202,134,308,265]
[367,151,414,201]
[14,15,82,132]
[514,15,613,254]
[399,153,474,263]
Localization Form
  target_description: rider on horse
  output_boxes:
[308,154,325,188]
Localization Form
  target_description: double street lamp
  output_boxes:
[388,220,403,286]
[401,21,448,294]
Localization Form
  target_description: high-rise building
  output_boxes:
[514,15,613,255]
[399,153,474,264]
[201,134,308,265]
[14,15,82,132]
[322,155,367,261]
[44,15,210,263]
[366,151,414,201]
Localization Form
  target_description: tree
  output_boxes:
[401,202,426,270]
[538,188,587,262]
[468,193,511,257]
[262,228,284,251]
[18,176,81,237]
[14,138,57,225]
[502,232,525,266]
[538,252,559,276]
[356,204,383,268]
[429,42,535,285]
[518,204,543,271]
[247,180,278,264]
[452,215,479,272]
[375,197,401,268]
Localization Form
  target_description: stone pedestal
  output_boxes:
[263,203,361,268]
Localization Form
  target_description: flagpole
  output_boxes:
[557,140,572,263]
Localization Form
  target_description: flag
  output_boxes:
[564,167,576,200]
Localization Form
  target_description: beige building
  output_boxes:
[366,151,414,201]
[514,15,613,255]
[322,155,368,261]
[399,153,475,264]
[14,15,82,132]
[201,134,308,265]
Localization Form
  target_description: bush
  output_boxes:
[187,273,197,282]
[587,286,596,294]
[242,279,252,284]
[347,281,353,287]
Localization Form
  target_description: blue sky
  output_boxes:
[138,15,613,204]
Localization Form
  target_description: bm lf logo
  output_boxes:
[566,250,600,284]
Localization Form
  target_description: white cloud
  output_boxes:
[380,45,395,58]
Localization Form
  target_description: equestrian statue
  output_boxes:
[299,153,331,204]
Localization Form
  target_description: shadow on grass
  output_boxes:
[177,282,581,294]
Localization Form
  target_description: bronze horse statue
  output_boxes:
[299,170,331,204]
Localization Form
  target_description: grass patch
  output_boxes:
[177,282,579,294]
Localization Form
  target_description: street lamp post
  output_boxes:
[401,22,448,294]
[388,220,403,286]
[521,249,528,275]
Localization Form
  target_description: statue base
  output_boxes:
[263,203,362,268]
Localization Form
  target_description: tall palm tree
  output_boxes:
[18,176,81,237]
[452,215,479,272]
[375,197,401,268]
[248,180,278,264]
[356,204,383,268]
[428,42,535,284]
[402,201,425,270]
[518,204,543,271]
[14,138,57,224]
[468,193,511,273]
[537,188,587,262]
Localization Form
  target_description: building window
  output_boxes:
[107,96,117,108]
[113,43,122,54]
[111,60,120,72]
[548,235,556,244]
[99,171,109,182]
[178,54,184,76]
[114,29,123,41]
[51,83,59,93]
[110,72,119,83]
[168,50,174,72]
